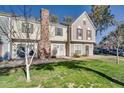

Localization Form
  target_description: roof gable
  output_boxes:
[72,11,96,31]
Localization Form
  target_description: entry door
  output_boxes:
[86,46,89,56]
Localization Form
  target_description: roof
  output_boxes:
[0,11,96,30]
[0,12,40,24]
[50,22,67,28]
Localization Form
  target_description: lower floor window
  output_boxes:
[74,44,82,55]
[17,44,25,58]
[52,44,65,56]
[75,50,81,54]
[16,44,35,58]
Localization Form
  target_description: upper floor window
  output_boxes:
[83,20,86,25]
[77,28,83,40]
[55,27,63,36]
[86,30,92,40]
[22,23,33,33]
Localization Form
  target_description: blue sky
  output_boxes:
[0,5,124,43]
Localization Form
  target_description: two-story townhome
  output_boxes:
[10,16,41,59]
[0,8,96,60]
[69,11,96,56]
[41,9,96,58]
[49,23,67,57]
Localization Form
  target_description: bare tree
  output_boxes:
[0,6,40,82]
[112,23,124,64]
[103,22,124,64]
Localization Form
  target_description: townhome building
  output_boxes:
[0,8,96,60]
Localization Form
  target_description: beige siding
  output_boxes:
[49,24,67,42]
[70,43,94,56]
[11,18,41,40]
[71,12,96,43]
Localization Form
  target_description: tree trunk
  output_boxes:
[26,64,30,82]
[25,44,31,82]
[116,42,119,64]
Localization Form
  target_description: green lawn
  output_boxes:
[0,58,124,88]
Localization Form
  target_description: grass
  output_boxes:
[0,57,124,88]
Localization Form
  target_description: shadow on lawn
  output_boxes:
[35,60,124,86]
[0,68,11,76]
[0,67,24,76]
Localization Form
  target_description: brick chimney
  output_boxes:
[38,8,51,59]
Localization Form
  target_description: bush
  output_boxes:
[73,53,80,58]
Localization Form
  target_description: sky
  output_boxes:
[0,5,124,44]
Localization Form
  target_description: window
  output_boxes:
[17,44,35,58]
[22,23,33,33]
[83,18,86,25]
[17,44,25,58]
[86,30,92,40]
[77,28,83,40]
[60,45,64,51]
[55,27,63,36]
[83,20,86,25]
[29,44,34,56]
[74,44,81,54]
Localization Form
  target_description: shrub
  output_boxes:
[73,53,80,58]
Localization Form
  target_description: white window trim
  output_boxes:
[74,44,82,55]
[55,27,63,36]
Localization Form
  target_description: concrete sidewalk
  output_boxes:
[63,55,124,61]
[0,55,123,69]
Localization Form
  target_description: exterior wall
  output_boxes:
[11,18,41,40]
[71,12,96,43]
[70,43,94,56]
[51,43,66,57]
[49,23,67,42]
[2,42,10,59]
[0,15,11,59]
